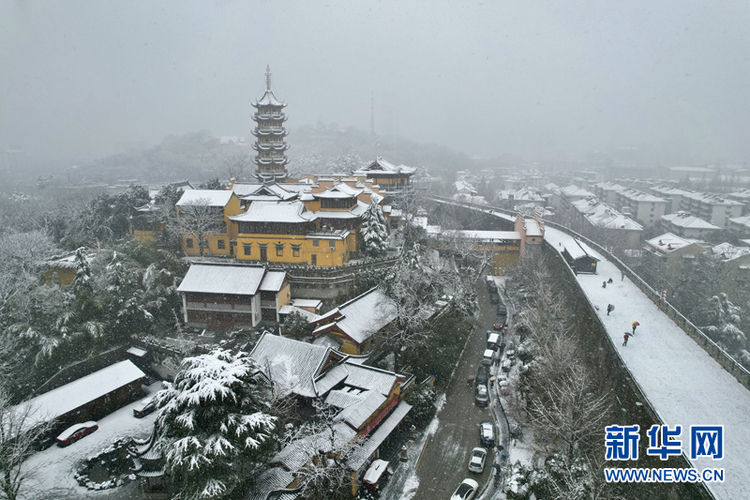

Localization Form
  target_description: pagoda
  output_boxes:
[252,66,289,181]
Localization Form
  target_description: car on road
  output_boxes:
[480,420,495,447]
[450,478,479,500]
[133,396,157,418]
[497,303,507,316]
[468,447,487,473]
[474,383,489,406]
[493,317,505,330]
[482,349,495,366]
[56,421,98,447]
[475,365,490,386]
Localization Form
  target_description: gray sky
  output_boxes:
[2,0,750,164]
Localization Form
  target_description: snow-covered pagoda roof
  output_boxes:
[176,189,235,207]
[14,360,145,431]
[352,156,416,176]
[253,89,286,108]
[230,201,316,223]
[177,264,267,296]
[662,212,721,230]
[314,183,363,199]
[311,288,397,345]
[231,182,298,201]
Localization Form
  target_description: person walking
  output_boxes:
[607,278,613,284]
[621,270,626,281]
[602,281,607,288]
[632,321,640,335]
[607,304,615,316]
[623,333,630,346]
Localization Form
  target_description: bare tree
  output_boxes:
[175,198,225,256]
[0,391,52,500]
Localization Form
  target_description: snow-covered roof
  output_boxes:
[429,229,522,243]
[524,218,543,237]
[279,305,321,322]
[454,180,478,194]
[259,270,287,292]
[497,187,544,202]
[729,216,750,228]
[313,288,397,344]
[232,182,298,201]
[662,212,721,230]
[572,198,643,231]
[593,181,626,192]
[711,243,750,262]
[272,420,355,472]
[176,189,234,207]
[337,390,387,429]
[249,333,338,398]
[244,467,295,500]
[645,233,700,254]
[314,200,368,219]
[15,360,145,430]
[618,188,666,203]
[314,183,363,199]
[177,264,266,296]
[291,298,322,309]
[353,157,416,176]
[562,239,599,261]
[682,191,744,206]
[253,89,286,107]
[230,201,315,223]
[348,401,412,471]
[561,185,595,198]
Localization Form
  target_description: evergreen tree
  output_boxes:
[701,293,747,353]
[154,349,277,500]
[360,200,388,257]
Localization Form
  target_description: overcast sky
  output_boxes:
[2,0,750,164]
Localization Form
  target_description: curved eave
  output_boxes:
[253,114,288,122]
[253,158,289,166]
[253,143,289,151]
[251,129,289,137]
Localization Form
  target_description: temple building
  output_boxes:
[252,66,289,181]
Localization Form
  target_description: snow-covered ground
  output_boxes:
[545,227,750,500]
[22,382,161,500]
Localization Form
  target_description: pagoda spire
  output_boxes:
[251,66,289,181]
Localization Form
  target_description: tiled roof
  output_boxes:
[177,264,266,296]
[176,189,234,207]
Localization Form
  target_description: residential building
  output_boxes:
[571,197,643,247]
[176,263,290,328]
[252,66,289,181]
[644,233,706,279]
[176,189,243,256]
[591,181,626,206]
[661,212,721,239]
[495,187,546,211]
[311,288,398,355]
[613,188,667,226]
[708,243,750,303]
[727,216,750,237]
[726,189,750,215]
[680,192,744,228]
[649,185,691,214]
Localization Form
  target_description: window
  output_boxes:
[186,238,194,249]
[329,240,336,249]
[218,239,226,250]
[292,244,301,257]
[313,240,319,247]
[275,244,284,256]
[243,243,252,255]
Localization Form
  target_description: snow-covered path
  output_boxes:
[545,227,750,500]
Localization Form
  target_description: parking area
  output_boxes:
[22,381,161,500]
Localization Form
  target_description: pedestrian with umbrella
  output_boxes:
[632,321,640,335]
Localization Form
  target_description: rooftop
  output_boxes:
[230,201,315,224]
[662,212,721,230]
[176,189,235,207]
[177,264,267,296]
[645,233,700,254]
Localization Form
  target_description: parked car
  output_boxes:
[450,478,479,500]
[474,383,489,406]
[468,447,487,473]
[493,317,505,330]
[56,421,98,447]
[482,348,495,366]
[133,396,157,418]
[497,303,507,316]
[475,365,490,386]
[487,332,500,350]
[479,420,495,447]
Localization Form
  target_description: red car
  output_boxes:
[493,317,505,330]
[56,421,98,447]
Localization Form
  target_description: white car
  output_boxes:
[480,420,495,447]
[450,478,479,500]
[468,447,487,473]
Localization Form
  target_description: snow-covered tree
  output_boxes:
[0,390,51,500]
[701,293,747,353]
[359,200,388,257]
[176,197,226,256]
[154,349,277,500]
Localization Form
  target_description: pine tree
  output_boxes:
[154,349,277,500]
[360,200,388,257]
[702,293,747,353]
